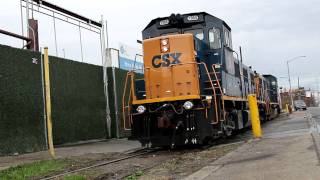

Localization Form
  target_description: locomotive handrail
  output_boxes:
[122,67,147,131]
[211,64,224,95]
[198,62,220,124]
[122,71,134,131]
[211,64,226,122]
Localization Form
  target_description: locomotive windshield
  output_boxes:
[209,28,222,49]
[184,29,204,41]
[160,28,206,51]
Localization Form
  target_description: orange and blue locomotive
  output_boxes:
[123,12,280,147]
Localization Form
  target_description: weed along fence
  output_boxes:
[0,44,131,156]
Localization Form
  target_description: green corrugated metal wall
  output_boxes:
[0,45,46,155]
[49,56,107,144]
[0,45,108,155]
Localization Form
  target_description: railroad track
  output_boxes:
[40,136,249,180]
[39,148,158,180]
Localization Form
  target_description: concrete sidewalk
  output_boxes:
[0,138,140,171]
[186,110,320,180]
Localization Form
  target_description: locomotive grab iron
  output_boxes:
[123,12,280,147]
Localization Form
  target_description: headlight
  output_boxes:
[161,39,168,46]
[183,101,194,110]
[160,39,169,52]
[136,105,146,113]
[161,46,169,52]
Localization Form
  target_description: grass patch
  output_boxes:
[0,159,70,180]
[125,170,144,180]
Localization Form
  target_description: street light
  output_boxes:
[286,56,307,109]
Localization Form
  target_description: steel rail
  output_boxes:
[40,149,157,180]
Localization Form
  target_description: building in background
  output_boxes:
[118,43,143,73]
[280,87,318,108]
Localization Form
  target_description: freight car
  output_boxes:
[123,12,280,147]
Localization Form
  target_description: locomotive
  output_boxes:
[123,12,280,147]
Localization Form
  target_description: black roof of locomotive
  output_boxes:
[263,74,277,79]
[142,12,231,39]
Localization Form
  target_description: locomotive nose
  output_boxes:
[142,34,200,100]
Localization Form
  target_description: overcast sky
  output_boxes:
[1,0,320,89]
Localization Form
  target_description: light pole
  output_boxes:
[286,56,306,109]
[62,49,66,58]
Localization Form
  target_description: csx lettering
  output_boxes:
[152,53,181,68]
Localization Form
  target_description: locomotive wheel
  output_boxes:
[222,113,236,137]
[224,128,232,137]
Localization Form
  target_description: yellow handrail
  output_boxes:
[211,64,226,122]
[122,71,132,131]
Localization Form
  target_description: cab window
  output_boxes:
[184,29,204,40]
[209,28,221,49]
[224,29,232,48]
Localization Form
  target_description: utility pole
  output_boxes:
[298,77,301,100]
[286,56,306,109]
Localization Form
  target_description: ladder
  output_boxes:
[210,64,226,122]
[122,71,135,131]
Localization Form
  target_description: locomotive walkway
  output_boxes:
[186,108,320,180]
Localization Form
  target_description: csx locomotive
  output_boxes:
[123,12,280,147]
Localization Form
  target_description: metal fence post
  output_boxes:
[112,66,120,138]
[40,47,48,149]
[100,16,111,138]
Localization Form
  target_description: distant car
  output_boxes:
[294,100,307,111]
